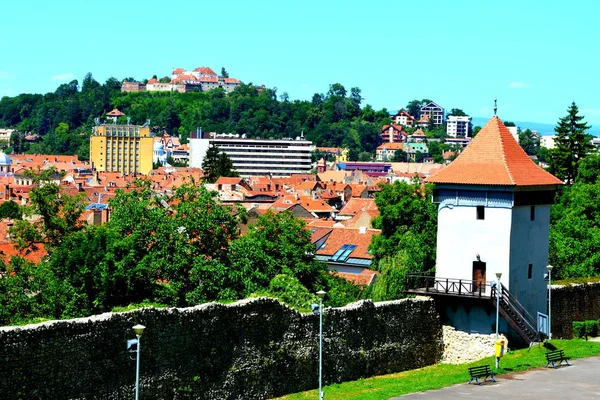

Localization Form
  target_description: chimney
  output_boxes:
[76,182,83,191]
[359,226,367,234]
[3,184,8,201]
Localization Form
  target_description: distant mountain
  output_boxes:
[471,117,600,137]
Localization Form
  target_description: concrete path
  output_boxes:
[391,356,600,400]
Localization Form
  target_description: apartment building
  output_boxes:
[419,102,445,126]
[189,131,314,177]
[90,119,154,175]
[446,115,472,138]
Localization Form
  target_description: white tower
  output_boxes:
[424,116,562,336]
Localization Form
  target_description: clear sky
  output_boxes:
[1,0,599,127]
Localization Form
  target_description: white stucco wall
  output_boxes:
[509,204,550,319]
[188,138,211,169]
[436,204,512,293]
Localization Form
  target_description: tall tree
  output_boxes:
[547,102,593,184]
[519,129,540,156]
[447,108,467,117]
[221,67,229,78]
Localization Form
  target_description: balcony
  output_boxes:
[404,275,491,299]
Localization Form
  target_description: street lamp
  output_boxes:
[547,265,553,340]
[315,290,326,400]
[495,272,502,369]
[132,324,145,400]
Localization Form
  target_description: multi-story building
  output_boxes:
[420,102,445,126]
[390,110,415,126]
[189,131,314,177]
[89,114,154,175]
[446,115,472,138]
[379,124,407,143]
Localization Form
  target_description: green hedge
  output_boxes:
[572,319,600,339]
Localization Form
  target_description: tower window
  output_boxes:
[530,206,535,221]
[476,206,485,220]
[528,263,533,279]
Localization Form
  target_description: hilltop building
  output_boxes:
[188,130,314,177]
[122,66,241,94]
[446,115,472,138]
[390,110,415,126]
[89,110,154,175]
[419,102,445,126]
[407,116,562,343]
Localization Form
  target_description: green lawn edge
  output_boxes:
[272,339,600,400]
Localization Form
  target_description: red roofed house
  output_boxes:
[379,124,407,143]
[391,110,415,126]
[314,226,380,285]
[408,116,562,343]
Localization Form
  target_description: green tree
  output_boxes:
[201,144,221,183]
[11,168,85,252]
[221,67,229,78]
[447,108,467,117]
[227,211,323,296]
[519,129,540,155]
[576,154,600,184]
[0,200,22,220]
[547,102,593,184]
[406,99,432,118]
[370,181,438,269]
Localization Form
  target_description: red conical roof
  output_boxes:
[106,108,125,117]
[425,116,562,186]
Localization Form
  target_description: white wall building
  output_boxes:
[189,131,314,177]
[446,116,472,138]
[424,116,562,337]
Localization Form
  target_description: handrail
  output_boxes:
[491,283,539,341]
[406,275,491,298]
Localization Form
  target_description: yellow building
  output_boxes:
[90,123,154,175]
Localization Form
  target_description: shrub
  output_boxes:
[573,321,585,338]
[585,320,598,338]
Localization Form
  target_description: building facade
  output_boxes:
[420,102,445,126]
[446,116,472,138]
[90,123,154,175]
[189,132,314,177]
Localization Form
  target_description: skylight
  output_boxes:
[330,244,357,262]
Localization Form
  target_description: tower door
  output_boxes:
[472,261,487,291]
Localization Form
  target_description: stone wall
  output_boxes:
[552,282,600,339]
[0,297,443,400]
[441,326,507,364]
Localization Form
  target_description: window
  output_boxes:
[476,206,485,220]
[330,244,357,262]
[528,263,533,279]
[530,206,535,221]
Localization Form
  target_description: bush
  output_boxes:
[573,321,586,338]
[586,320,598,338]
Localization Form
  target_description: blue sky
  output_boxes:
[1,0,599,127]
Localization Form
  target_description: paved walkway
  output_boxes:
[391,356,600,399]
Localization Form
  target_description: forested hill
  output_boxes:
[0,73,392,160]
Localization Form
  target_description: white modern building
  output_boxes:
[189,131,314,177]
[408,116,562,343]
[446,116,472,138]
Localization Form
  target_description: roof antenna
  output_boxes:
[494,98,498,116]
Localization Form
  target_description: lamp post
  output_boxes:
[495,272,502,369]
[316,290,326,400]
[547,265,553,340]
[133,324,145,400]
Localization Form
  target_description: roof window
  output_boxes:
[330,244,357,262]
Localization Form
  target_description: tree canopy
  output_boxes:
[547,102,593,184]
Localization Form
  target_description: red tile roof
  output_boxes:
[426,116,563,186]
[223,78,240,83]
[334,270,377,285]
[194,67,217,75]
[377,142,405,150]
[199,76,219,83]
[106,109,125,117]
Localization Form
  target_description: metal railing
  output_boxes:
[406,275,491,298]
[492,282,540,343]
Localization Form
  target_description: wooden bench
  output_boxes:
[468,365,496,385]
[545,350,571,368]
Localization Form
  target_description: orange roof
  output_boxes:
[215,177,243,185]
[199,76,219,82]
[316,226,380,259]
[377,142,404,150]
[194,67,217,75]
[426,116,563,187]
[106,109,125,117]
[147,78,158,84]
[223,78,240,83]
[334,270,377,285]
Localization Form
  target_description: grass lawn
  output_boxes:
[272,339,600,400]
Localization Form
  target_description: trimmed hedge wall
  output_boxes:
[0,297,443,399]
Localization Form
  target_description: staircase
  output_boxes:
[491,283,541,345]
